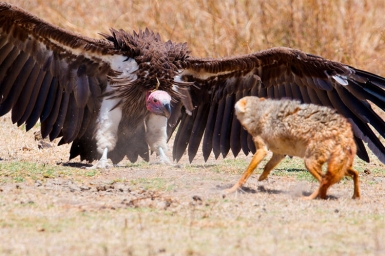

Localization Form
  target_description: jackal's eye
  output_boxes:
[153,99,158,103]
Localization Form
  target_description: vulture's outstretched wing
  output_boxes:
[172,47,385,164]
[0,2,117,144]
[0,3,188,165]
[0,3,153,164]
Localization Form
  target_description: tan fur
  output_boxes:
[227,97,360,200]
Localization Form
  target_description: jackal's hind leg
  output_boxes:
[301,157,325,200]
[347,168,360,199]
[304,157,324,183]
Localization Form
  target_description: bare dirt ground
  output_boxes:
[1,113,385,256]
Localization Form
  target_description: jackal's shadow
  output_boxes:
[218,184,284,195]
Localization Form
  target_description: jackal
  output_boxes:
[226,97,360,200]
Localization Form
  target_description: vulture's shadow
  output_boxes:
[58,162,92,168]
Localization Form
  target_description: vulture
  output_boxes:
[1,2,385,168]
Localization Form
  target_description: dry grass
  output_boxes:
[1,0,385,255]
[6,0,385,74]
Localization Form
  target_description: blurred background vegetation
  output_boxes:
[7,0,385,76]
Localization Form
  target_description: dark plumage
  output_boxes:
[1,2,385,166]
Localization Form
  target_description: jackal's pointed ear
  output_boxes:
[235,98,247,113]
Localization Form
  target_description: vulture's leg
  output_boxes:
[145,114,172,165]
[88,95,122,169]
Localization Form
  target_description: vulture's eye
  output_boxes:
[153,99,158,103]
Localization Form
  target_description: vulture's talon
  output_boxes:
[150,157,173,166]
[148,146,174,165]
[86,159,112,170]
[86,148,111,169]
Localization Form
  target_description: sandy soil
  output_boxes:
[0,113,385,255]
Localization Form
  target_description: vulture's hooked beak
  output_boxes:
[163,102,172,119]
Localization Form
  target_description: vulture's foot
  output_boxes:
[86,159,112,170]
[159,153,172,165]
[150,155,173,165]
[86,147,112,170]
[150,147,174,165]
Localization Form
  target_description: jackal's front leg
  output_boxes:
[225,137,268,193]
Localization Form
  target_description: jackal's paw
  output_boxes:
[300,195,317,200]
[258,174,269,181]
[223,185,240,195]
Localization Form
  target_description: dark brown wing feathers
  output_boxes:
[0,3,116,162]
[175,47,385,164]
[187,103,210,162]
[219,93,236,158]
[172,111,194,162]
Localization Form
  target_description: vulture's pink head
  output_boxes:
[146,90,172,118]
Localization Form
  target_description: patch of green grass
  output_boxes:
[208,158,250,174]
[354,161,385,176]
[85,170,98,177]
[252,156,317,182]
[13,176,24,183]
[291,169,315,182]
[111,178,128,183]
[130,177,175,191]
[18,124,25,131]
[0,161,101,183]
[122,161,150,168]
[183,158,250,175]
[187,155,318,182]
